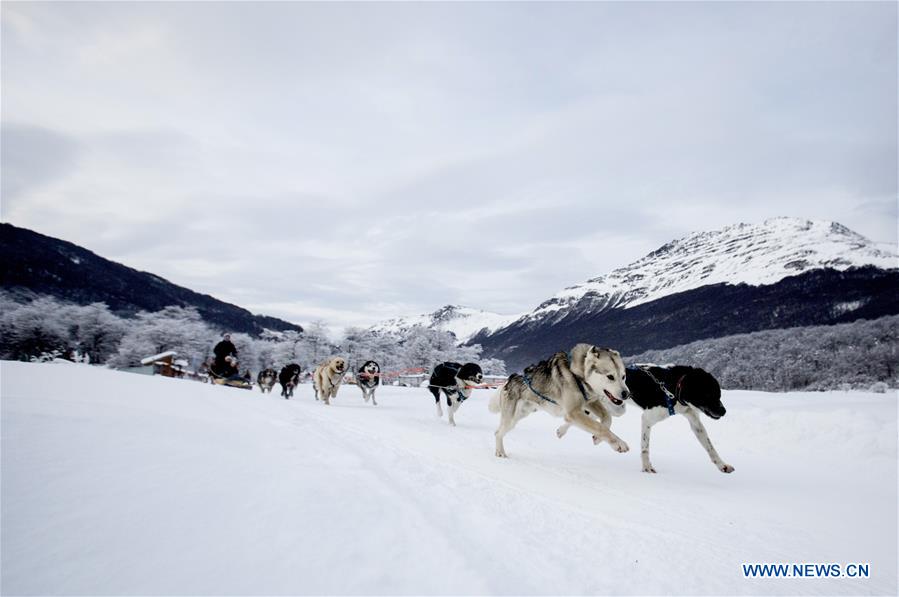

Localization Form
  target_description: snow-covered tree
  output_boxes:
[64,302,128,364]
[228,333,261,375]
[109,306,217,369]
[0,297,71,361]
[625,315,899,391]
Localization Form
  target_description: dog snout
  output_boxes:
[620,389,630,400]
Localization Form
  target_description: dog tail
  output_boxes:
[488,387,504,413]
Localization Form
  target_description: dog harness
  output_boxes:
[566,352,591,402]
[521,372,558,405]
[427,384,471,402]
[429,363,471,402]
[629,365,682,416]
[520,352,591,406]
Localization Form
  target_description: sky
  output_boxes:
[2,2,896,331]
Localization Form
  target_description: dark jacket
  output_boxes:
[214,340,237,362]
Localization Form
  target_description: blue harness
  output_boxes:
[628,364,678,416]
[521,372,557,404]
[431,363,470,402]
[522,352,590,406]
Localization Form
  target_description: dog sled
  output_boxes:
[209,370,252,389]
[208,360,252,390]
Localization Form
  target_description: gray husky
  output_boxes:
[489,344,631,458]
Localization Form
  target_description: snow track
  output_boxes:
[2,362,896,595]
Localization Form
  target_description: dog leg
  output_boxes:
[447,396,459,427]
[494,397,519,457]
[640,408,668,473]
[495,400,537,457]
[371,390,377,406]
[558,406,606,439]
[430,387,443,417]
[565,409,629,453]
[682,407,734,473]
[494,408,517,458]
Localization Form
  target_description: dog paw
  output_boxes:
[495,449,508,458]
[449,420,456,427]
[642,466,657,474]
[719,463,735,473]
[556,426,568,438]
[612,440,629,453]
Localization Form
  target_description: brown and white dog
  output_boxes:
[313,357,347,405]
[489,344,631,458]
[257,368,277,394]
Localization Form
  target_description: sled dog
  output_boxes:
[278,364,302,399]
[555,364,733,473]
[429,362,483,426]
[356,361,381,405]
[626,365,733,474]
[489,344,630,458]
[313,357,347,405]
[257,368,277,394]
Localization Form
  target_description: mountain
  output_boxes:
[0,223,302,336]
[470,218,898,370]
[370,304,520,344]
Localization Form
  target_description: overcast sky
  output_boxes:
[2,2,896,330]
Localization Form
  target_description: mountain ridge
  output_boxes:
[0,222,303,336]
[369,304,520,344]
[465,217,897,370]
[516,217,896,328]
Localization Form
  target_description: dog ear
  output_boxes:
[567,346,586,378]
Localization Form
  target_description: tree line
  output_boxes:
[0,293,507,377]
[624,315,898,392]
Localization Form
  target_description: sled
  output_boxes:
[208,368,252,390]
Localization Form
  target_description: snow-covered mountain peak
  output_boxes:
[370,304,521,343]
[527,217,896,322]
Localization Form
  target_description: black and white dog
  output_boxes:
[626,365,733,474]
[428,362,483,426]
[257,368,277,394]
[278,363,302,399]
[356,361,381,405]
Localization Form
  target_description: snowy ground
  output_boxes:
[2,361,896,596]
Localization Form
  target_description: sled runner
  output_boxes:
[209,370,252,389]
[208,360,252,390]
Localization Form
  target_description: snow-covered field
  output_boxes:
[2,361,896,595]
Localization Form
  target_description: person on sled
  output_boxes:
[212,333,240,379]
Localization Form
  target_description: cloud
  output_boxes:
[0,124,79,207]
[2,1,895,329]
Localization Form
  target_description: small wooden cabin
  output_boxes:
[140,351,179,378]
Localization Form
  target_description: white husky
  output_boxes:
[489,344,631,458]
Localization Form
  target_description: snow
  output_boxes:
[139,350,178,365]
[371,305,522,343]
[520,217,898,324]
[2,361,896,595]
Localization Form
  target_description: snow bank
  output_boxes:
[1,362,896,595]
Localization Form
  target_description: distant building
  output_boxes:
[138,351,180,378]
